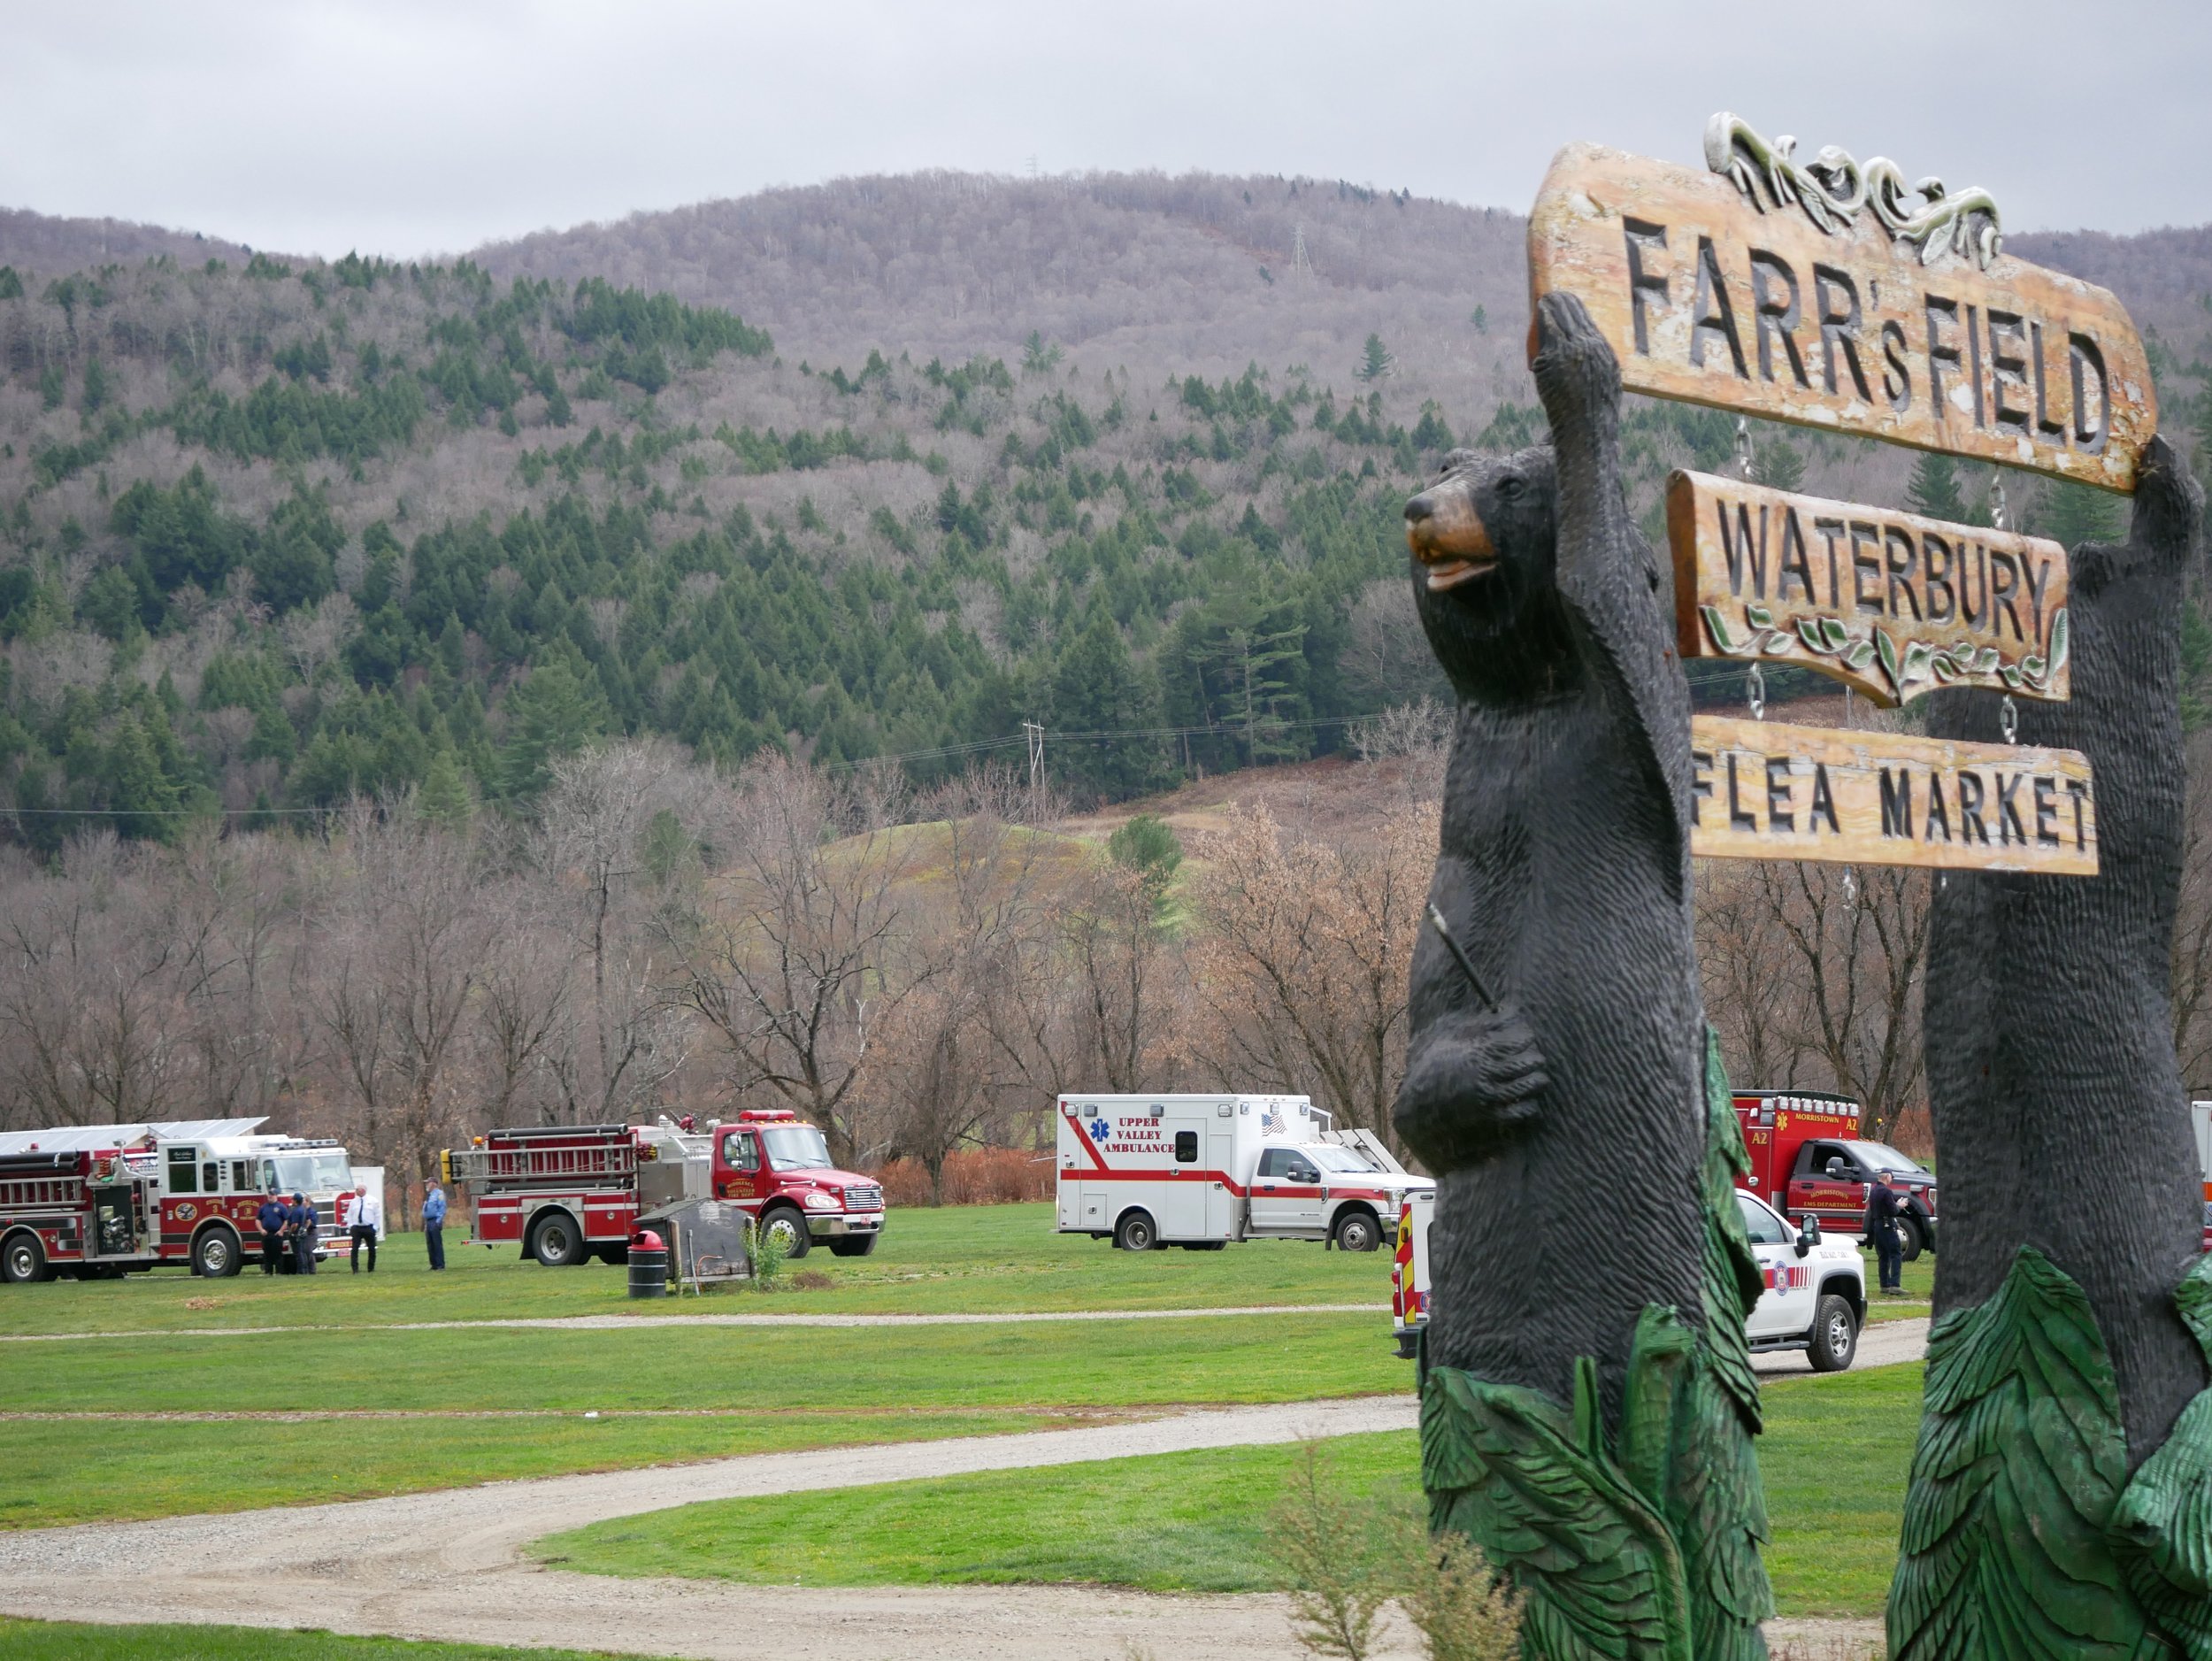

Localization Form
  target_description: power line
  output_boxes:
[5,713,1398,816]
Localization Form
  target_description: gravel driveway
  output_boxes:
[0,1323,1925,1658]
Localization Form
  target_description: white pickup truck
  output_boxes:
[1391,1188,1865,1370]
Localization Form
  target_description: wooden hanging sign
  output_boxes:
[1690,715,2096,874]
[1667,468,2069,706]
[1528,120,2154,491]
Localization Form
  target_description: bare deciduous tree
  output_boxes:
[1191,800,1436,1150]
[659,752,916,1165]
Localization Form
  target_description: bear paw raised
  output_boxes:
[1532,292,1620,419]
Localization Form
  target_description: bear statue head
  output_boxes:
[1403,442,1574,704]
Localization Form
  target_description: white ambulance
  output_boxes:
[1054,1093,1431,1252]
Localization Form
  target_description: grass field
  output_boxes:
[0,1309,1405,1527]
[0,1197,1924,1538]
[0,1619,672,1661]
[0,1410,1075,1531]
[0,1200,1932,1335]
[539,1365,1924,1619]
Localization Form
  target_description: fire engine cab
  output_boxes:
[444,1110,885,1265]
[1055,1093,1429,1252]
[0,1119,357,1283]
[1732,1090,1939,1261]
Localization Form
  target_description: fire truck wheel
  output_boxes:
[762,1207,812,1259]
[1114,1210,1158,1251]
[1333,1209,1383,1253]
[595,1244,629,1266]
[827,1234,878,1257]
[528,1211,586,1268]
[1808,1295,1859,1373]
[191,1227,243,1279]
[1897,1214,1927,1263]
[1,1231,50,1285]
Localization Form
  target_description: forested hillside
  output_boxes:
[2,172,2209,844]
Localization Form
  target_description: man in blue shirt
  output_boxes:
[422,1181,448,1271]
[256,1194,288,1275]
[288,1192,317,1275]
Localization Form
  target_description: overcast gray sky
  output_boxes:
[4,0,2206,258]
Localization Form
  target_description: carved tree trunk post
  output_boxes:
[1398,294,1773,1661]
[1897,436,2212,1657]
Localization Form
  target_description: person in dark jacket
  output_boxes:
[1863,1175,1904,1295]
[257,1194,288,1275]
[289,1192,318,1275]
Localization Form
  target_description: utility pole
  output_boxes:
[1291,224,1314,281]
[1023,720,1046,815]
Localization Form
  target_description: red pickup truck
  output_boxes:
[1733,1090,1939,1261]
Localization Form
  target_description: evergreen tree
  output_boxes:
[104,712,183,842]
[1356,334,1394,382]
[1108,811,1182,910]
[1904,452,1967,522]
[419,744,474,829]
[1048,615,1167,802]
[1756,436,1805,492]
[496,653,610,797]
[2038,478,2124,548]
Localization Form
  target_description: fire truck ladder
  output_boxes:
[0,1153,88,1211]
[445,1126,640,1188]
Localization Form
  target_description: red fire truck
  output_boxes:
[0,1121,357,1283]
[443,1110,887,1265]
[1733,1090,1939,1260]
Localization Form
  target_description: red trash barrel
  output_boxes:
[627,1228,667,1298]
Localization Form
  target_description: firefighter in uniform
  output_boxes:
[1863,1175,1903,1296]
[257,1193,288,1275]
[288,1191,318,1275]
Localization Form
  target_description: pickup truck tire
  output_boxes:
[1114,1210,1158,1251]
[827,1234,878,1257]
[1808,1295,1859,1373]
[1333,1209,1383,1254]
[1,1231,50,1285]
[191,1226,243,1279]
[528,1211,586,1268]
[761,1207,812,1259]
[1897,1213,1928,1262]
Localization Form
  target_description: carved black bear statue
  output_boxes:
[1894,436,2212,1657]
[1399,293,1770,1660]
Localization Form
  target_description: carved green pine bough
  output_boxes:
[1699,601,2070,701]
[1886,1249,2212,1659]
[1420,1033,1773,1660]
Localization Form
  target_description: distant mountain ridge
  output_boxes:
[5,172,2205,416]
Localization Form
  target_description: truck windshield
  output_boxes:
[262,1153,353,1194]
[760,1126,833,1170]
[1844,1142,1926,1177]
[1305,1145,1378,1174]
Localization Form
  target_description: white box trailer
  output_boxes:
[1054,1093,1431,1253]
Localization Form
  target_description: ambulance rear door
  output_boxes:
[1205,1106,1237,1238]
[1152,1107,1214,1241]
